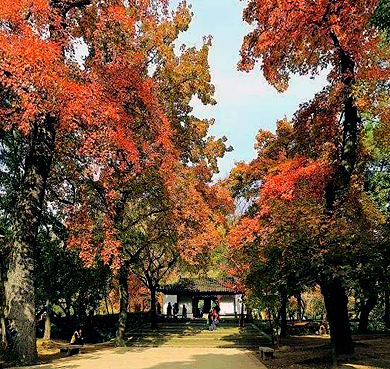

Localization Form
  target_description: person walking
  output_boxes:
[212,307,219,330]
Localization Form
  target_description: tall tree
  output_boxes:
[237,0,390,356]
[0,0,172,362]
[66,2,232,339]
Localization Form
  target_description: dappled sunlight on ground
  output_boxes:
[23,347,266,369]
[263,333,390,369]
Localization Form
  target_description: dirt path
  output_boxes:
[22,347,267,369]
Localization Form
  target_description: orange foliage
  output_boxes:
[239,0,380,91]
[60,2,233,275]
[128,274,150,312]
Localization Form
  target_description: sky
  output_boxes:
[169,0,328,179]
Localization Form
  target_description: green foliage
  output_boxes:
[371,0,390,39]
[35,229,110,321]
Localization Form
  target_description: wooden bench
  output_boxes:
[259,346,274,359]
[60,345,83,357]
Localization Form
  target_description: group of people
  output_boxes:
[163,300,220,329]
[166,302,187,318]
[208,303,220,331]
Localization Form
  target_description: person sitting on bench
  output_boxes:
[68,328,83,355]
[70,328,84,345]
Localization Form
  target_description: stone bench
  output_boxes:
[259,346,274,359]
[60,345,83,357]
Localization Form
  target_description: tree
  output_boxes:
[35,227,110,341]
[227,117,384,358]
[65,2,232,339]
[0,0,174,362]
[237,0,390,357]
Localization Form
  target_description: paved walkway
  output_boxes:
[22,320,268,369]
[24,347,267,369]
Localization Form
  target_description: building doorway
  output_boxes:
[192,296,218,318]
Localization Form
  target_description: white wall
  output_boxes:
[177,295,193,316]
[219,295,235,315]
[162,294,246,317]
[163,294,177,315]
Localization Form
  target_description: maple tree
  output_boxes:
[227,118,385,358]
[0,0,174,362]
[62,1,232,338]
[234,0,390,357]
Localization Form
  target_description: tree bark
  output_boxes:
[267,306,274,345]
[105,294,109,315]
[1,317,6,347]
[0,253,6,347]
[116,263,129,345]
[43,298,52,341]
[321,278,354,357]
[318,33,358,359]
[280,293,288,338]
[149,284,157,329]
[5,116,56,364]
[358,293,377,333]
[296,293,304,321]
[239,297,245,328]
[385,283,390,329]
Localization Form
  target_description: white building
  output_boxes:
[158,277,245,318]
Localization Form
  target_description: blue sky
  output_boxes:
[170,0,328,179]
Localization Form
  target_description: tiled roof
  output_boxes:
[158,277,239,294]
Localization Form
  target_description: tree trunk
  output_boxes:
[239,297,245,328]
[280,293,288,338]
[358,293,378,333]
[0,253,6,347]
[318,34,357,361]
[321,278,354,358]
[61,300,71,322]
[5,117,56,364]
[105,294,109,315]
[116,263,129,345]
[385,283,390,329]
[1,317,6,347]
[150,284,157,329]
[43,298,52,341]
[267,306,274,345]
[295,293,305,321]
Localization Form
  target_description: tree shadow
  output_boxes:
[26,350,263,369]
[215,325,271,349]
[125,319,212,348]
[138,351,262,369]
[37,341,116,365]
[31,320,269,368]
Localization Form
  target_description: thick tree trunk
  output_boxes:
[5,117,56,364]
[318,33,358,360]
[358,293,377,333]
[321,278,354,358]
[280,293,288,338]
[116,263,129,345]
[43,298,52,341]
[150,285,157,329]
